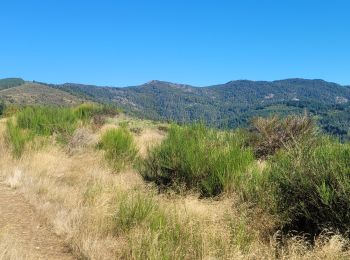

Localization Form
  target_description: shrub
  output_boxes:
[266,139,350,236]
[98,128,137,171]
[5,104,120,157]
[16,106,78,139]
[74,103,99,121]
[74,103,119,127]
[115,193,165,232]
[248,115,316,159]
[6,119,32,158]
[141,124,254,197]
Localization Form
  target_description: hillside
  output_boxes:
[44,78,350,139]
[1,77,349,139]
[0,78,25,90]
[0,82,86,106]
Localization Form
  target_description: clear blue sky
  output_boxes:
[1,0,349,86]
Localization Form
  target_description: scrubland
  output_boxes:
[0,105,349,259]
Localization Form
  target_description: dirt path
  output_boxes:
[0,184,75,260]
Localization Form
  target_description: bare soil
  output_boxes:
[0,184,75,260]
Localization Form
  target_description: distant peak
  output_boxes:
[144,80,188,87]
[145,80,164,85]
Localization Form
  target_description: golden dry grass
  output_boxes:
[0,118,349,259]
[0,230,35,260]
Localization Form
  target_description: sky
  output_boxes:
[1,0,349,86]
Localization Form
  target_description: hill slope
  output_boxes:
[2,78,349,139]
[0,78,25,90]
[0,82,86,106]
[47,79,350,115]
[43,79,350,138]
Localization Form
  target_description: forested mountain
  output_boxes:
[1,78,349,139]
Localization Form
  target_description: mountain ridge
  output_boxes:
[1,77,349,140]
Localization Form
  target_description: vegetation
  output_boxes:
[115,193,203,259]
[1,104,350,259]
[141,124,254,196]
[5,104,118,157]
[248,114,316,158]
[98,127,137,171]
[0,78,25,90]
[0,82,86,106]
[267,139,350,236]
[17,106,79,138]
[5,119,32,158]
[2,78,350,140]
[140,116,350,239]
[42,78,350,140]
[74,103,118,121]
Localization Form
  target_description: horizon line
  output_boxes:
[1,76,349,88]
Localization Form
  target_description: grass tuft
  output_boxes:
[98,127,138,171]
[115,193,204,259]
[5,119,32,158]
[141,123,254,197]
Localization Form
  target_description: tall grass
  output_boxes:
[73,103,119,122]
[17,106,78,138]
[15,104,117,138]
[141,124,254,196]
[98,128,138,171]
[265,138,350,236]
[5,119,32,158]
[4,104,119,157]
[115,193,203,259]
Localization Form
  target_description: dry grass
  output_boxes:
[0,118,349,259]
[0,229,35,260]
[135,128,165,158]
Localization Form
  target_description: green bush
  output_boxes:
[5,104,120,157]
[15,104,114,140]
[16,106,78,140]
[115,193,166,232]
[98,128,137,171]
[266,139,350,236]
[141,124,254,197]
[74,103,119,126]
[6,119,32,158]
[74,103,99,121]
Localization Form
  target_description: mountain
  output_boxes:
[45,78,350,130]
[1,78,349,139]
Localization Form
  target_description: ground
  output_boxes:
[0,115,348,259]
[0,184,74,260]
